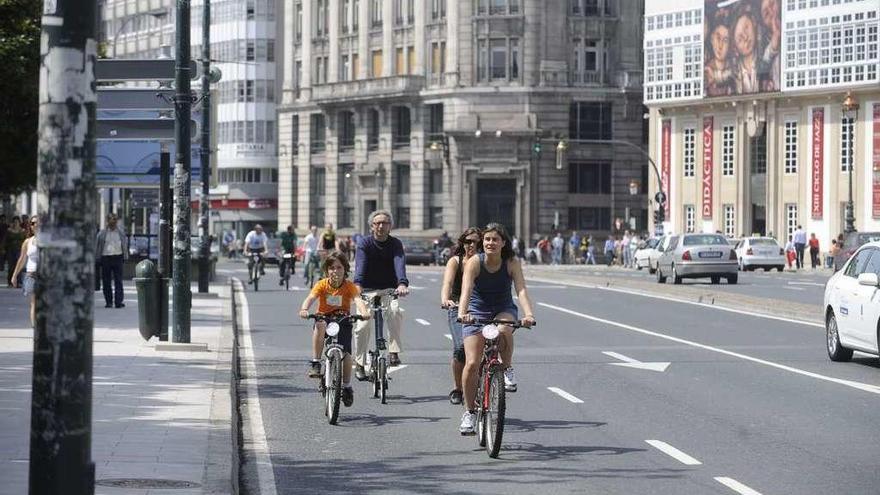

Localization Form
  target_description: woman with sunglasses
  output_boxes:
[457,223,536,435]
[11,216,39,327]
[439,227,482,405]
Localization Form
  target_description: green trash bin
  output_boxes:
[134,260,160,341]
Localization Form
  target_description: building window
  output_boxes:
[311,167,326,196]
[841,115,854,172]
[353,0,360,31]
[432,0,446,20]
[315,0,328,37]
[684,204,695,233]
[749,128,767,174]
[311,207,326,229]
[392,106,411,148]
[568,162,611,194]
[723,204,735,237]
[683,127,695,177]
[427,103,444,142]
[786,203,798,241]
[394,0,404,26]
[428,207,443,229]
[569,102,613,141]
[340,164,354,197]
[476,0,519,15]
[371,0,382,27]
[571,38,603,84]
[722,125,735,176]
[367,109,380,150]
[428,169,443,193]
[396,207,411,228]
[340,54,350,81]
[476,38,519,82]
[291,115,300,155]
[310,114,326,153]
[784,120,798,174]
[431,41,447,76]
[395,47,405,75]
[394,163,410,194]
[295,2,302,42]
[341,207,355,229]
[341,0,351,33]
[338,111,355,151]
[568,207,611,230]
[371,49,383,77]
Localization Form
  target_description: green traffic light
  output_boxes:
[533,142,542,153]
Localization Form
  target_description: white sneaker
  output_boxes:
[504,367,517,392]
[459,411,476,435]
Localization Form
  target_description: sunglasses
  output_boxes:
[462,239,479,245]
[30,221,36,226]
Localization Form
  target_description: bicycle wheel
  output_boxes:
[326,353,342,425]
[475,371,487,447]
[371,355,380,399]
[378,356,388,404]
[485,368,506,458]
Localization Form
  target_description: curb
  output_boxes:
[230,279,243,495]
[202,283,235,494]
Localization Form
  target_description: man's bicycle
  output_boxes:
[360,289,399,404]
[461,318,533,458]
[279,251,294,290]
[307,313,365,425]
[304,252,320,288]
[247,252,264,291]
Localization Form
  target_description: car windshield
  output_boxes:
[647,239,658,248]
[682,234,727,246]
[857,233,880,245]
[750,238,777,246]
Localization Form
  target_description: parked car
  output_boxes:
[834,232,880,271]
[824,241,880,362]
[646,235,676,274]
[656,233,738,285]
[734,237,786,272]
[401,239,436,265]
[634,238,660,271]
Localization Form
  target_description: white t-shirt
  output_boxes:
[304,233,318,254]
[244,231,268,250]
[103,229,123,256]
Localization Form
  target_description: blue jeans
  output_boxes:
[446,307,464,362]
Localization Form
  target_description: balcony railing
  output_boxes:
[570,71,605,85]
[311,75,426,103]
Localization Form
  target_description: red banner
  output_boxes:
[661,119,671,218]
[873,104,880,218]
[702,116,714,219]
[811,108,824,220]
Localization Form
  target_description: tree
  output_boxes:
[0,0,40,195]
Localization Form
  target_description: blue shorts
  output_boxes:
[462,305,518,339]
[446,307,464,353]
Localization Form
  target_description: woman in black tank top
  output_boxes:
[440,227,482,405]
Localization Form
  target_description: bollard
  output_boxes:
[134,260,160,340]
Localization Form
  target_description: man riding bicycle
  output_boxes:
[352,210,409,379]
[303,225,319,284]
[278,225,297,285]
[244,224,268,284]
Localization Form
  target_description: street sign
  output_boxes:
[98,88,175,110]
[97,119,197,141]
[96,140,202,187]
[655,191,667,205]
[95,59,198,81]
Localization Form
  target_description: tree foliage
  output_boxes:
[0,0,40,195]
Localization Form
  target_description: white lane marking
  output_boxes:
[645,440,702,466]
[540,302,880,396]
[715,477,764,495]
[788,281,825,287]
[415,318,431,326]
[235,280,279,495]
[444,334,453,341]
[428,278,438,282]
[388,364,408,374]
[602,351,670,372]
[527,284,568,289]
[408,285,425,290]
[547,387,584,404]
[527,275,824,328]
[783,286,806,291]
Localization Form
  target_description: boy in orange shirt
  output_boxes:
[299,251,370,406]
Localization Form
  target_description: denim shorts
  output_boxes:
[462,305,519,339]
[446,307,464,353]
[22,273,36,297]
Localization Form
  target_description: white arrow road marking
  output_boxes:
[415,318,431,326]
[443,334,452,341]
[714,477,764,495]
[547,387,584,403]
[603,351,671,372]
[645,440,702,466]
[388,364,408,373]
[788,281,825,287]
[540,302,880,395]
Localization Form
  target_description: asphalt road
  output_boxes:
[233,263,879,495]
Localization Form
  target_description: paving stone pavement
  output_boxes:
[0,280,232,495]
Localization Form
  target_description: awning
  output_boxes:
[214,209,276,222]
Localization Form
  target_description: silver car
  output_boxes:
[734,237,786,272]
[656,233,739,285]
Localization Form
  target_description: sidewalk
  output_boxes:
[0,280,232,495]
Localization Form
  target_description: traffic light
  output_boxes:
[653,209,662,225]
[532,141,542,154]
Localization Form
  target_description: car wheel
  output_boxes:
[777,265,785,272]
[656,266,667,284]
[672,265,682,285]
[826,312,853,362]
[711,276,720,284]
[727,274,738,284]
[648,263,657,275]
[637,262,643,271]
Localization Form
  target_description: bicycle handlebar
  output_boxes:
[361,289,400,301]
[307,313,366,323]
[456,317,535,329]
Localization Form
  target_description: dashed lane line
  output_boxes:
[547,387,584,404]
[415,318,431,326]
[714,477,764,495]
[645,440,702,466]
[443,334,453,341]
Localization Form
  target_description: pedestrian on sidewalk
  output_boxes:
[621,231,632,268]
[568,231,580,264]
[586,236,596,265]
[808,233,820,269]
[96,213,129,308]
[793,225,807,269]
[11,216,38,327]
[551,232,564,265]
[4,216,25,287]
[828,239,840,269]
[784,236,796,269]
[537,236,550,264]
[604,236,615,266]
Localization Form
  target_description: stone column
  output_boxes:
[446,0,459,79]
[328,0,339,82]
[410,105,426,230]
[357,0,368,79]
[382,0,393,76]
[302,0,314,98]
[414,0,425,75]
[297,115,313,228]
[326,113,340,226]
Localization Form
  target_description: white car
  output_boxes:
[646,235,676,274]
[734,237,786,272]
[824,241,880,362]
[634,238,660,271]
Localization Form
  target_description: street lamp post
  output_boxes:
[842,91,858,234]
[197,0,212,294]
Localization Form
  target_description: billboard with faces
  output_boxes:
[704,0,781,97]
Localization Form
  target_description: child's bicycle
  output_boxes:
[307,312,365,425]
